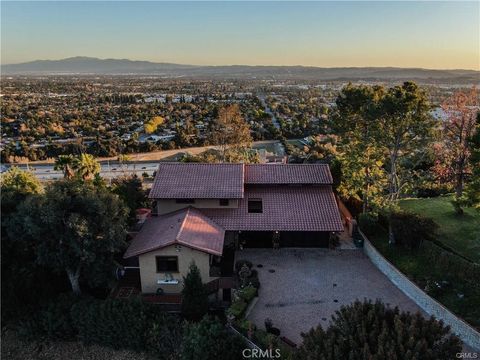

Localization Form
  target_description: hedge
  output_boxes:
[18,295,183,358]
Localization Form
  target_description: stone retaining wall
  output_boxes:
[362,235,480,350]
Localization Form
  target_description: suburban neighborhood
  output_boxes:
[1,1,480,359]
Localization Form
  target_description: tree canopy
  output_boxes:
[11,179,128,294]
[296,300,462,360]
[181,316,245,360]
[210,104,253,162]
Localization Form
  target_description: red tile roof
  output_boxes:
[201,185,343,232]
[245,164,333,184]
[149,163,244,199]
[124,207,225,258]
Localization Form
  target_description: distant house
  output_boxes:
[124,163,343,295]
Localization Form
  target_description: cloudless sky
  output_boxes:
[1,1,479,69]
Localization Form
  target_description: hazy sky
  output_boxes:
[1,1,479,69]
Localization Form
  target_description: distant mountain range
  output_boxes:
[2,56,479,83]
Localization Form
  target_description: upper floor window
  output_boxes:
[248,198,263,213]
[175,199,195,204]
[219,199,229,206]
[156,256,178,272]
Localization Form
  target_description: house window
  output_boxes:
[219,199,229,206]
[248,198,263,213]
[175,199,195,204]
[156,256,178,272]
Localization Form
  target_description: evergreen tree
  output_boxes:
[181,262,208,321]
[296,300,462,360]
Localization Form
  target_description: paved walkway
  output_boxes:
[238,248,423,344]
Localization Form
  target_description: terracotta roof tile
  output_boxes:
[149,163,244,199]
[202,185,343,232]
[245,164,333,184]
[124,207,225,258]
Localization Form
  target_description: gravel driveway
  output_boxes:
[237,248,423,344]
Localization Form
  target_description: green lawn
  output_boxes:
[399,195,480,263]
[368,195,480,330]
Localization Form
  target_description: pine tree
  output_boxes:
[296,300,462,360]
[181,262,208,321]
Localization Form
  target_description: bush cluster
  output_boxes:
[181,316,246,360]
[18,295,183,358]
[358,212,381,236]
[390,211,438,250]
[235,260,260,289]
[227,299,248,319]
[296,300,462,360]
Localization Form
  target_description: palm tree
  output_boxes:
[54,155,76,179]
[73,154,101,181]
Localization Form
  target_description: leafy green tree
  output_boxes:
[111,175,148,224]
[12,179,128,294]
[297,300,462,360]
[331,84,386,213]
[181,316,245,360]
[1,167,48,322]
[181,262,208,321]
[54,155,76,179]
[378,82,434,202]
[375,82,435,242]
[0,166,42,195]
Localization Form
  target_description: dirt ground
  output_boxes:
[10,140,281,165]
[1,330,153,360]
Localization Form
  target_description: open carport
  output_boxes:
[239,231,330,248]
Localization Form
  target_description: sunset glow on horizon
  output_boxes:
[1,1,479,70]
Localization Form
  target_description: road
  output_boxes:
[258,94,281,130]
[5,140,286,181]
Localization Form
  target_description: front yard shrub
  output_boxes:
[226,299,248,319]
[296,300,462,360]
[246,269,260,289]
[237,285,257,303]
[71,297,148,350]
[143,309,184,360]
[390,211,438,250]
[234,259,253,273]
[358,212,380,236]
[71,297,182,356]
[181,316,245,360]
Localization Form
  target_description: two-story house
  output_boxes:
[123,163,343,295]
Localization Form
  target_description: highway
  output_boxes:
[10,162,159,181]
[4,140,288,181]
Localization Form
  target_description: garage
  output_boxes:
[239,231,330,248]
